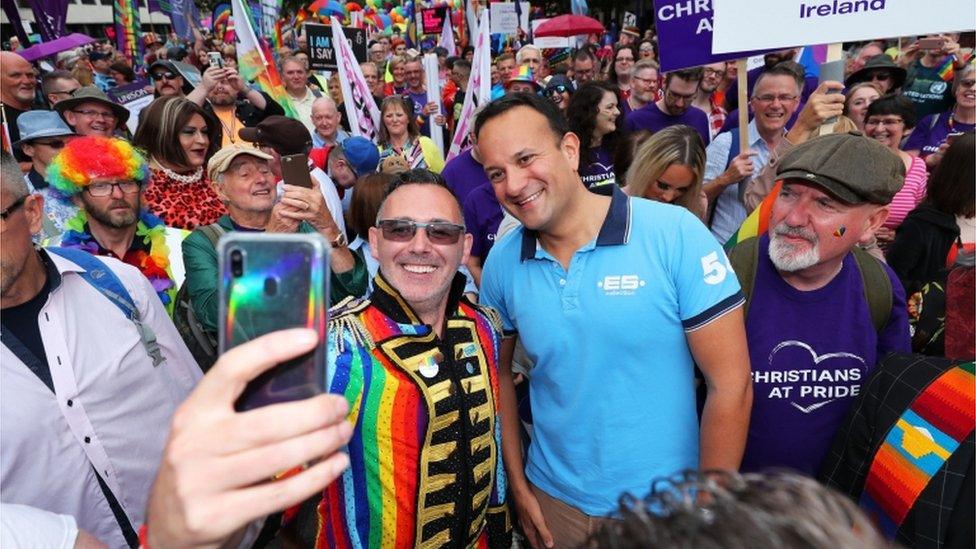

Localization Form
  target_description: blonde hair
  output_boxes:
[625,125,706,217]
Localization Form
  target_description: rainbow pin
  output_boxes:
[833,226,846,238]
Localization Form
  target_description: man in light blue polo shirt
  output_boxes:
[476,93,754,549]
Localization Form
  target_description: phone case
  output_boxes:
[218,233,331,411]
[280,153,314,189]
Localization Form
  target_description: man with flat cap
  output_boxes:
[728,131,912,477]
[54,86,128,138]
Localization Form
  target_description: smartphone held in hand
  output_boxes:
[218,233,331,412]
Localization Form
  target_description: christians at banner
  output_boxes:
[713,0,976,53]
[306,22,367,72]
[653,0,766,72]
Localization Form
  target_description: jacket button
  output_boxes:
[67,399,73,407]
[84,436,91,443]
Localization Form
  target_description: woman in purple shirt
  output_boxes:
[567,81,621,188]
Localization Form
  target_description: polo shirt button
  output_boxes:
[559,278,566,286]
[67,399,73,407]
[84,436,91,443]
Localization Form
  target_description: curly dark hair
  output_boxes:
[566,81,621,172]
[607,44,638,86]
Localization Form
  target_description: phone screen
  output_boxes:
[218,233,330,411]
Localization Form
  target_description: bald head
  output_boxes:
[1,52,36,109]
[311,96,341,143]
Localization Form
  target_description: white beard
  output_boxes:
[769,223,821,272]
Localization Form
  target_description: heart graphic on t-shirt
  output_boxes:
[766,340,866,414]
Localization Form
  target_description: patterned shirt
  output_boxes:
[142,167,226,230]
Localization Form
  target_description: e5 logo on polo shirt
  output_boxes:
[597,274,646,296]
[701,251,732,285]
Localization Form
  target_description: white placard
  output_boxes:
[490,2,529,35]
[530,19,571,48]
[712,0,975,54]
[423,53,444,156]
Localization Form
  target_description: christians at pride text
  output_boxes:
[799,0,887,19]
[656,0,714,34]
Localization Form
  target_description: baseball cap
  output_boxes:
[237,116,312,156]
[340,136,380,176]
[207,145,274,182]
[776,131,905,205]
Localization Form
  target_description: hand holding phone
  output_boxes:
[219,233,331,411]
[208,51,224,69]
[280,153,314,189]
[917,37,945,51]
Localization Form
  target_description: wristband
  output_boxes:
[138,523,149,548]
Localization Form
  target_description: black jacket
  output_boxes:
[202,90,284,130]
[886,203,960,294]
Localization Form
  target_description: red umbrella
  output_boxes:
[533,15,604,38]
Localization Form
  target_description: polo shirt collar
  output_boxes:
[519,185,631,262]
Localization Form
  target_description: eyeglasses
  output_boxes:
[702,68,724,77]
[864,117,904,128]
[753,94,798,105]
[152,71,180,82]
[959,79,976,88]
[868,72,892,82]
[0,195,27,227]
[33,139,67,148]
[666,88,696,102]
[72,109,117,120]
[376,219,466,245]
[50,89,79,97]
[86,181,141,197]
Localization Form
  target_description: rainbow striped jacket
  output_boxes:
[303,273,512,549]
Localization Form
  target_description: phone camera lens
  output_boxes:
[230,249,244,277]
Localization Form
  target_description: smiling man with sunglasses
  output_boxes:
[288,168,513,548]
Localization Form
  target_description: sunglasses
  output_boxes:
[152,71,180,82]
[376,219,466,245]
[546,84,569,97]
[33,139,66,148]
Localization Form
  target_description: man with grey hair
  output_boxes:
[0,150,202,548]
[727,132,910,477]
[311,96,349,148]
[516,44,545,81]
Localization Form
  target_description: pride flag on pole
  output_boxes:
[330,16,381,139]
[231,0,297,118]
[447,12,490,161]
[113,0,142,67]
[723,181,782,250]
[439,9,457,56]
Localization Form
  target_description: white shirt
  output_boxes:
[289,86,319,134]
[1,252,202,548]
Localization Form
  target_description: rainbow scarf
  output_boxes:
[859,362,975,538]
[59,210,178,312]
[723,181,781,250]
[937,56,955,82]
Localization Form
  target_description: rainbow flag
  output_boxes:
[937,56,955,82]
[231,0,297,118]
[213,3,233,42]
[723,181,782,250]
[113,0,142,67]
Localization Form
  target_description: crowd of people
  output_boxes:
[0,20,974,549]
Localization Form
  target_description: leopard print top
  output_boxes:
[142,168,227,230]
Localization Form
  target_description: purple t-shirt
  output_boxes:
[441,148,489,205]
[741,235,911,476]
[579,145,616,188]
[461,183,503,260]
[406,89,440,137]
[623,102,711,145]
[902,111,976,157]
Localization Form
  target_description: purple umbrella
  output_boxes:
[17,33,97,62]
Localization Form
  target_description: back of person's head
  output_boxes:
[1,150,28,198]
[133,96,221,171]
[586,470,887,549]
[754,61,805,97]
[474,92,569,146]
[625,125,706,216]
[349,172,394,239]
[927,132,976,218]
[865,93,918,129]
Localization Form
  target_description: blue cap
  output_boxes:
[340,136,380,176]
[14,110,76,147]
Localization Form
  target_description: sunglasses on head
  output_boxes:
[152,71,180,82]
[376,219,465,245]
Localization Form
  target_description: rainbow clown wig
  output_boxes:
[47,136,150,198]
